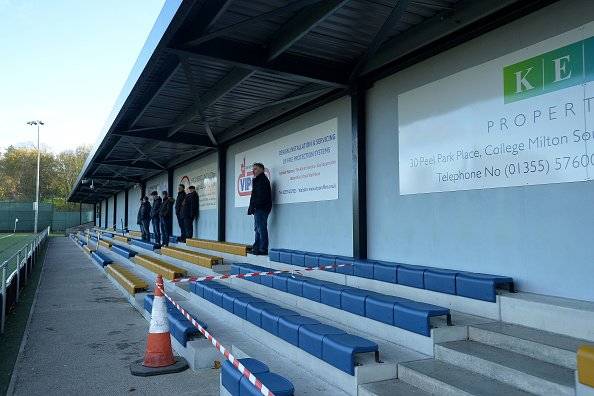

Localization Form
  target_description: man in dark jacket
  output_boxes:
[175,184,186,242]
[159,191,175,247]
[248,163,272,255]
[137,196,151,241]
[150,191,162,243]
[181,185,199,240]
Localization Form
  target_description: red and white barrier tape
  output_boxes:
[156,285,275,396]
[172,263,351,284]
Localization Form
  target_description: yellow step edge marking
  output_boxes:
[106,264,148,295]
[160,246,222,269]
[578,345,594,388]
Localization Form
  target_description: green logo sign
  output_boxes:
[503,37,594,103]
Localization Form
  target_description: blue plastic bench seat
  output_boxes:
[320,283,354,309]
[456,273,514,302]
[373,261,398,283]
[299,324,345,359]
[77,239,86,246]
[394,301,450,336]
[111,244,137,259]
[240,372,295,396]
[353,260,374,279]
[103,232,114,238]
[366,294,407,325]
[269,249,514,303]
[91,251,112,266]
[222,358,269,396]
[341,288,369,316]
[424,268,458,295]
[129,238,161,251]
[144,294,205,346]
[301,278,329,302]
[246,302,282,327]
[260,307,300,336]
[323,334,379,375]
[278,315,321,346]
[397,264,429,289]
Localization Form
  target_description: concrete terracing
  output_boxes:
[8,237,218,395]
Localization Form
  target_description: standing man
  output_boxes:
[247,163,272,255]
[150,191,162,243]
[175,184,186,242]
[181,185,199,241]
[138,196,151,241]
[159,190,174,247]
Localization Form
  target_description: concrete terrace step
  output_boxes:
[434,340,575,396]
[358,379,430,396]
[398,359,532,396]
[469,321,588,369]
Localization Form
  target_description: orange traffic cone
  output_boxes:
[131,274,188,376]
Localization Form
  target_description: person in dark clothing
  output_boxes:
[247,162,272,255]
[137,196,151,241]
[181,185,199,240]
[159,190,175,247]
[150,191,162,243]
[175,184,186,242]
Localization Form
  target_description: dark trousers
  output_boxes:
[253,209,270,253]
[177,214,185,241]
[141,220,151,241]
[160,217,170,246]
[151,217,160,243]
[183,217,194,240]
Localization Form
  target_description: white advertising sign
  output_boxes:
[234,118,338,207]
[399,23,594,195]
[177,162,217,210]
[145,173,167,197]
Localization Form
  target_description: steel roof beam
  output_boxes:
[350,0,411,81]
[362,0,526,75]
[168,41,350,87]
[166,67,254,137]
[112,128,215,147]
[182,0,325,47]
[266,0,349,61]
[96,160,165,170]
[88,176,142,183]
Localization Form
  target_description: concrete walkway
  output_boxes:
[9,237,218,395]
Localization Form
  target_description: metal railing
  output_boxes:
[0,226,50,333]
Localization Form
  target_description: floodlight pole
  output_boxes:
[34,122,40,234]
[27,120,44,234]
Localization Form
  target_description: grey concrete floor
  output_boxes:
[9,237,218,396]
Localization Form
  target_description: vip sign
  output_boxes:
[398,23,594,195]
[234,118,339,207]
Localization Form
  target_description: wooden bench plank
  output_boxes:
[186,238,250,256]
[160,246,222,268]
[113,235,130,243]
[133,255,187,280]
[106,264,148,295]
[98,240,112,248]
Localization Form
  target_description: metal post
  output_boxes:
[24,245,28,285]
[1,264,6,334]
[351,85,368,259]
[34,123,41,234]
[15,251,20,303]
[217,146,227,242]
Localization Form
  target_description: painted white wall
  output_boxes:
[127,186,142,231]
[226,97,353,254]
[107,196,115,229]
[366,0,594,301]
[172,153,218,239]
[115,191,126,229]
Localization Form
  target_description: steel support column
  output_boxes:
[124,189,129,230]
[112,194,117,230]
[94,203,97,226]
[217,146,227,242]
[168,168,174,234]
[104,199,108,229]
[351,86,367,259]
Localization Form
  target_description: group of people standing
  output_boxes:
[136,184,199,246]
[133,162,271,255]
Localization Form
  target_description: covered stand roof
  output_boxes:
[69,0,554,203]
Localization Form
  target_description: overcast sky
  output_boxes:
[0,0,165,153]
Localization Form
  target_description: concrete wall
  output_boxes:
[225,97,353,254]
[106,197,115,229]
[365,0,594,301]
[172,153,218,239]
[115,191,126,229]
[127,186,141,231]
